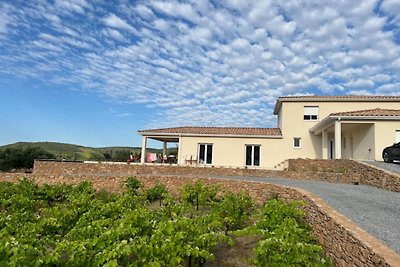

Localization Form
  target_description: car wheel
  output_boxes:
[383,151,393,163]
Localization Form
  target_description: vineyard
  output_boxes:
[0,178,331,266]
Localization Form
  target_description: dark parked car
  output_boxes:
[382,142,400,163]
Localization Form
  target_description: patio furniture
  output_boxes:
[185,155,197,165]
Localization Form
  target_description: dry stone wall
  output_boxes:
[288,159,400,192]
[1,161,400,266]
[32,159,400,192]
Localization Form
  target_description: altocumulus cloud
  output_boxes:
[0,0,400,128]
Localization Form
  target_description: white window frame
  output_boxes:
[245,144,261,167]
[293,138,301,148]
[198,143,213,165]
[303,106,319,121]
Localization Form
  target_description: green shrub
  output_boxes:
[257,199,307,232]
[145,183,168,203]
[0,180,331,267]
[253,199,332,266]
[215,191,254,233]
[180,181,219,210]
[253,218,331,266]
[95,189,117,203]
[125,176,142,195]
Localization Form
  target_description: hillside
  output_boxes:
[0,142,170,162]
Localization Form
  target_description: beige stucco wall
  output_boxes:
[279,101,400,161]
[179,136,288,169]
[339,123,374,160]
[170,101,400,169]
[350,123,375,160]
[374,121,400,160]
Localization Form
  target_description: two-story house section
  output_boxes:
[138,95,400,169]
[275,96,400,162]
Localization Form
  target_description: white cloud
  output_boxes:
[376,83,400,95]
[150,1,200,23]
[134,4,154,19]
[55,0,91,14]
[103,28,127,42]
[381,0,400,25]
[0,3,14,35]
[103,13,137,33]
[1,1,400,129]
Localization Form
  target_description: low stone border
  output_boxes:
[0,172,399,266]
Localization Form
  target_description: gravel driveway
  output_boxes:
[362,160,400,175]
[206,175,400,254]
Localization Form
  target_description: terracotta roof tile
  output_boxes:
[331,108,400,117]
[279,95,400,101]
[274,95,400,114]
[138,126,282,136]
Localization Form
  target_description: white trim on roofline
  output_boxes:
[330,115,400,121]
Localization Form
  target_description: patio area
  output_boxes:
[140,135,180,165]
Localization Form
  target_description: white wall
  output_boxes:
[179,136,287,169]
[374,121,400,160]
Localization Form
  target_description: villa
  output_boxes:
[138,96,400,169]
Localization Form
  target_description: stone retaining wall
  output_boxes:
[32,159,400,192]
[288,159,400,192]
[1,170,399,266]
[33,160,284,178]
[0,172,32,181]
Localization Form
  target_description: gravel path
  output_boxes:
[205,175,400,254]
[362,160,400,174]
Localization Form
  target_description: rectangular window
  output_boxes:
[245,145,260,166]
[198,144,213,164]
[303,106,319,121]
[396,130,400,143]
[293,138,301,148]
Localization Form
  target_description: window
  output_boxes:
[198,144,213,164]
[293,138,301,148]
[303,106,319,121]
[245,145,260,166]
[396,130,400,143]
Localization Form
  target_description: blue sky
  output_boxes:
[1,0,400,147]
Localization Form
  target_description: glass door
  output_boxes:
[198,144,213,164]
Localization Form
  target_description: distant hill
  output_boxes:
[0,142,173,162]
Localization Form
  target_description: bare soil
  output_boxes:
[206,235,260,267]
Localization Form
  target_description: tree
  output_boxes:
[0,147,55,171]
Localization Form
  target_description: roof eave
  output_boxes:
[309,117,334,134]
[138,131,283,139]
[331,115,400,121]
[273,99,282,115]
[277,97,400,102]
[310,115,400,135]
[274,97,400,115]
